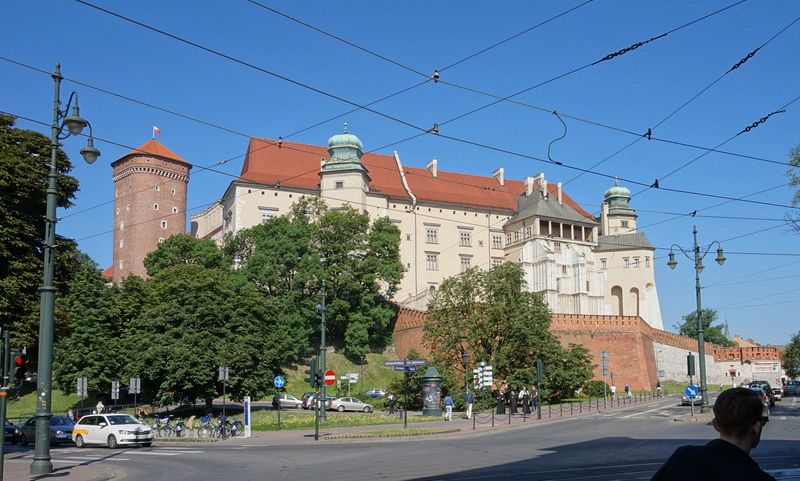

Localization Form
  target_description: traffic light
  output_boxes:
[304,358,318,388]
[13,352,28,385]
[314,370,323,388]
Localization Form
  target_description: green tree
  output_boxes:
[423,263,593,402]
[782,331,800,379]
[224,198,402,361]
[674,308,734,347]
[787,144,800,233]
[53,252,119,399]
[0,114,80,349]
[143,233,225,276]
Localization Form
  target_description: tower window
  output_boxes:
[335,181,344,189]
[426,227,439,244]
[153,203,159,210]
[492,235,503,249]
[633,257,640,268]
[623,257,630,268]
[119,239,123,249]
[161,220,168,229]
[171,189,176,195]
[172,207,178,214]
[426,253,438,271]
[645,256,651,268]
[406,234,412,241]
[119,222,124,231]
[155,186,160,192]
[621,220,629,228]
[459,231,472,247]
[601,258,607,269]
[158,237,165,244]
[460,255,471,272]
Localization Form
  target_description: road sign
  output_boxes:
[394,366,417,372]
[219,366,229,382]
[77,377,88,397]
[347,372,359,382]
[324,369,336,385]
[685,385,699,398]
[111,380,120,400]
[274,375,286,388]
[129,377,141,394]
[383,359,427,367]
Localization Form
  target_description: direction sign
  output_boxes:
[685,385,699,398]
[129,377,141,394]
[77,377,88,397]
[274,375,286,388]
[384,359,427,367]
[394,366,417,372]
[324,369,336,385]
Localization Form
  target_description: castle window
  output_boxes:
[460,255,471,272]
[406,234,412,241]
[478,240,484,247]
[335,181,344,189]
[633,257,640,268]
[429,285,436,295]
[492,235,503,249]
[586,281,590,291]
[115,208,120,216]
[155,186,160,192]
[260,207,277,224]
[525,226,533,239]
[158,238,165,244]
[623,257,630,268]
[645,256,650,268]
[601,258,607,269]
[120,222,124,231]
[171,189,176,195]
[172,207,178,214]
[492,258,503,267]
[621,220,629,228]
[153,203,159,210]
[554,242,561,252]
[119,239,123,249]
[425,227,439,244]
[459,230,472,247]
[426,253,438,271]
[161,220,168,229]
[562,265,567,275]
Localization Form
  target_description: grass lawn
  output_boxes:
[245,409,441,431]
[331,427,457,438]
[4,385,87,421]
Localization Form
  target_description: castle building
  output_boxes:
[111,139,191,282]
[595,180,663,329]
[190,130,663,327]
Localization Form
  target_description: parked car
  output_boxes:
[18,415,75,446]
[272,393,302,409]
[365,388,387,399]
[4,419,20,444]
[785,380,800,397]
[680,393,702,406]
[748,381,775,407]
[327,397,373,412]
[304,395,335,409]
[771,386,783,401]
[749,387,770,409]
[72,414,152,448]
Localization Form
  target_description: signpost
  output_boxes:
[129,377,141,412]
[685,384,699,416]
[219,365,229,420]
[324,370,336,386]
[243,396,252,438]
[384,359,427,429]
[600,351,609,408]
[111,380,120,402]
[274,375,285,429]
[274,375,285,389]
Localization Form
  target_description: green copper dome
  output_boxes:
[323,124,367,174]
[604,178,636,216]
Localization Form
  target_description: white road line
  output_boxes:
[621,405,673,419]
[132,450,204,456]
[52,459,85,464]
[108,458,132,461]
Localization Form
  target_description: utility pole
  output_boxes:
[0,329,11,481]
[317,281,327,421]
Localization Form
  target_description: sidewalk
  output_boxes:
[4,456,123,481]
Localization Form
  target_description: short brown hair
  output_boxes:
[713,387,763,438]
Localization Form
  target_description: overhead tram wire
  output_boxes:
[563,13,800,186]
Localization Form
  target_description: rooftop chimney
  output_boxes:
[557,182,563,205]
[427,158,438,178]
[525,176,535,196]
[536,172,547,200]
[492,167,504,186]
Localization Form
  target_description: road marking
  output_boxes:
[132,450,205,456]
[621,405,670,419]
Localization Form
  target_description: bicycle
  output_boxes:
[152,415,175,437]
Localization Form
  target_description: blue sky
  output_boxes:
[2,1,799,345]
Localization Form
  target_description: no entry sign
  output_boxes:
[324,369,336,385]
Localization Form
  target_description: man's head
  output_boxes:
[713,387,768,452]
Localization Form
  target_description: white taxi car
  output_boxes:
[72,414,153,448]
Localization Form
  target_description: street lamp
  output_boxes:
[667,225,725,414]
[31,64,100,475]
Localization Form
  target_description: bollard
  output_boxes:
[508,409,512,425]
[560,403,563,417]
[579,401,582,414]
[570,403,573,415]
[588,397,591,411]
[473,413,476,430]
[492,413,495,427]
[548,404,551,418]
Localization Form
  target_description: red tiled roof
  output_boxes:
[101,266,113,279]
[240,138,593,218]
[114,139,190,166]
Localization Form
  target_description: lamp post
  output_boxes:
[31,64,100,475]
[667,225,726,414]
[315,281,327,421]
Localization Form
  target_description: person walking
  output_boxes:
[509,388,518,414]
[496,389,506,415]
[520,388,531,415]
[95,400,105,414]
[625,384,632,399]
[610,384,617,399]
[388,393,397,415]
[656,381,662,398]
[464,390,474,419]
[443,393,454,421]
[651,387,774,480]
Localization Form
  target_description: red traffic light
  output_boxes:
[15,354,27,366]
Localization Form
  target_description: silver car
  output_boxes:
[272,393,302,409]
[327,397,373,413]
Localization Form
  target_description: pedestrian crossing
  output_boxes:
[7,446,206,465]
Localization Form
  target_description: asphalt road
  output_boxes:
[6,395,800,481]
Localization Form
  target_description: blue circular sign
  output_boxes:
[274,375,286,388]
[685,385,699,397]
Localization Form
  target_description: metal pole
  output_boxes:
[31,65,64,475]
[319,282,327,421]
[0,330,9,481]
[403,370,408,429]
[693,225,709,413]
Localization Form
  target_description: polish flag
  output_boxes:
[152,125,161,138]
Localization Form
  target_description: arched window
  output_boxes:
[629,287,640,316]
[611,286,623,315]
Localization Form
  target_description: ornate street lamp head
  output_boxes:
[667,250,677,270]
[64,103,88,136]
[80,136,101,164]
[715,247,726,266]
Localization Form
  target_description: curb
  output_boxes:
[324,428,461,440]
